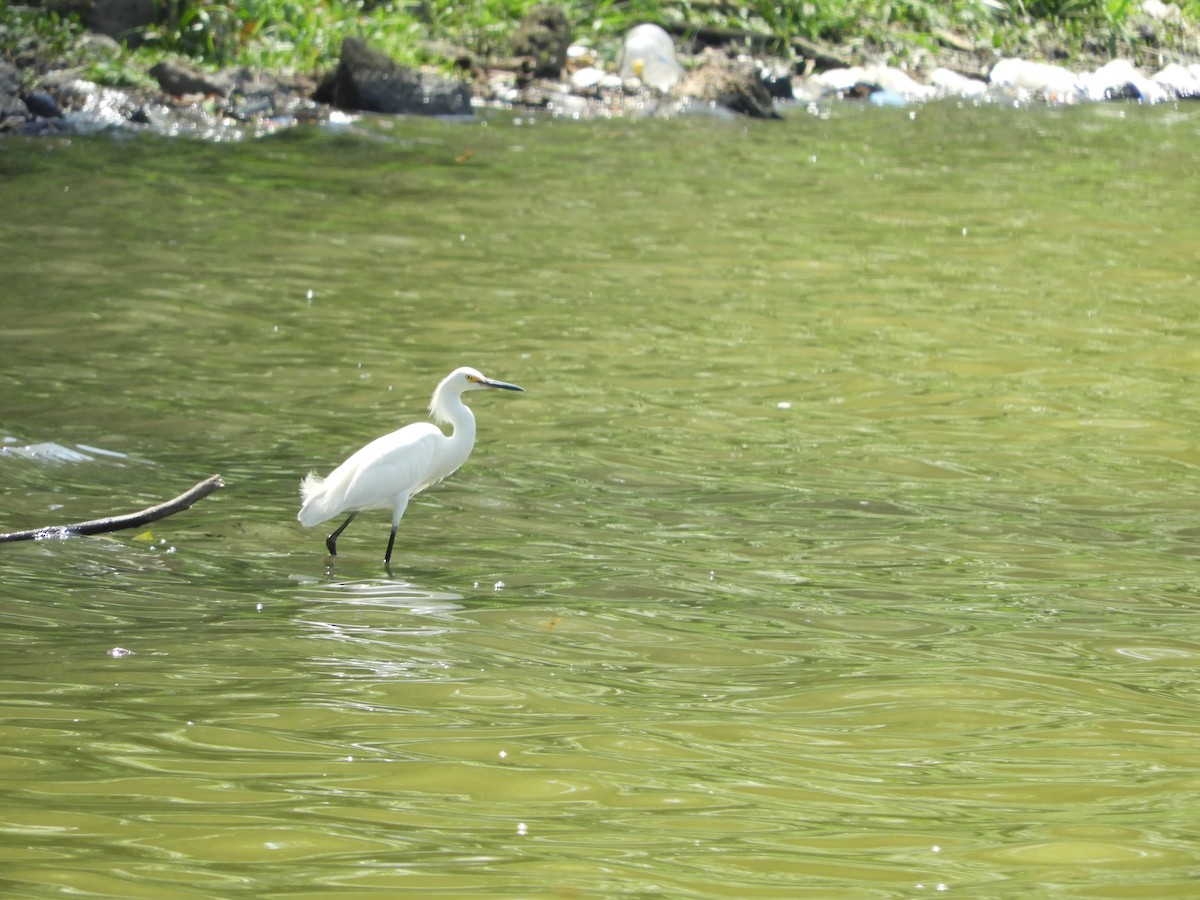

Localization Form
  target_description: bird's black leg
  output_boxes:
[326,512,358,556]
[383,524,399,568]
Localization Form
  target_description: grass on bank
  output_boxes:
[2,0,1199,88]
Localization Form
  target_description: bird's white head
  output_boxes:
[456,366,524,393]
[430,367,525,424]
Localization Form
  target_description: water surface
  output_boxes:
[1,102,1199,897]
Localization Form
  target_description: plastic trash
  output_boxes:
[617,24,684,93]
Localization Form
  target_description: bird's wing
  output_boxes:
[334,422,447,512]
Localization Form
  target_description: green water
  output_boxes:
[1,102,1199,897]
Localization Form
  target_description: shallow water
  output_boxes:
[2,101,1200,897]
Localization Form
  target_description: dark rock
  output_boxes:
[760,70,793,100]
[509,5,571,78]
[22,90,62,118]
[1104,81,1142,101]
[319,37,472,117]
[844,82,883,100]
[86,0,157,47]
[150,59,229,97]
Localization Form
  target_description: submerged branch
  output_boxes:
[0,475,225,544]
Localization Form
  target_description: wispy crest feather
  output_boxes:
[298,470,336,526]
[428,374,456,426]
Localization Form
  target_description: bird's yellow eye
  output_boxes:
[466,375,480,383]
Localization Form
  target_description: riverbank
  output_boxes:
[2,1,1200,138]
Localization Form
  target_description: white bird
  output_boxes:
[298,366,524,566]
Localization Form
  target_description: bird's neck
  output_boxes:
[436,400,476,475]
[443,401,476,443]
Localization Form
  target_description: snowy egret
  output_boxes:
[298,366,524,566]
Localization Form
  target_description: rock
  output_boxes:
[989,58,1081,101]
[760,70,793,100]
[0,93,30,125]
[0,60,20,97]
[1079,58,1167,102]
[150,59,230,97]
[22,90,62,118]
[930,67,988,98]
[840,81,882,100]
[77,33,123,59]
[0,62,29,126]
[224,67,319,121]
[566,44,594,66]
[509,5,571,78]
[86,0,157,47]
[988,57,1172,104]
[804,67,859,97]
[868,65,937,101]
[570,66,605,91]
[618,24,684,93]
[1152,61,1200,97]
[318,37,472,117]
[817,64,936,101]
[822,81,913,105]
[51,77,140,131]
[676,50,779,119]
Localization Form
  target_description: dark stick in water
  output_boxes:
[0,474,225,543]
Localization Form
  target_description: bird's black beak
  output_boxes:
[483,378,524,392]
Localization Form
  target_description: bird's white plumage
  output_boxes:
[297,366,524,564]
[297,422,447,525]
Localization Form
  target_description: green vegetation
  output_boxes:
[3,0,1198,85]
